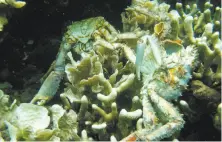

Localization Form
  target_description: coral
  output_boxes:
[0,90,17,129]
[174,2,221,131]
[175,1,222,86]
[49,104,81,141]
[62,45,141,140]
[0,16,8,31]
[191,80,221,102]
[0,0,26,31]
[0,0,26,8]
[31,17,118,105]
[0,90,53,141]
[179,100,199,123]
[213,103,221,131]
[0,90,83,141]
[121,0,222,87]
[117,108,142,137]
[121,0,171,37]
[56,1,198,140]
[56,110,79,140]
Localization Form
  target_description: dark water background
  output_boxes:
[0,0,220,141]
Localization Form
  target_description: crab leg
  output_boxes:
[30,41,71,105]
[30,71,63,105]
[121,90,184,141]
[142,93,158,130]
[144,90,184,141]
[40,61,55,83]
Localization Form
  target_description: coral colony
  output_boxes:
[0,0,221,141]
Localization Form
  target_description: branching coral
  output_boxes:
[31,17,119,105]
[121,0,221,87]
[0,89,91,141]
[175,1,222,86]
[213,103,221,131]
[61,44,142,140]
[121,0,171,36]
[0,90,53,141]
[56,1,198,139]
[172,2,221,131]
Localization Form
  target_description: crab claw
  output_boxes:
[135,39,146,80]
[135,35,162,80]
[30,71,63,105]
[30,95,50,106]
[145,91,185,141]
[5,0,26,8]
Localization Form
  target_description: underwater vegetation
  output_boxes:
[0,0,221,141]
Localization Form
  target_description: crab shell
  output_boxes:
[64,17,107,44]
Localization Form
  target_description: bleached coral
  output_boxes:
[121,0,171,36]
[60,42,142,140]
[175,2,222,86]
[0,90,53,141]
[0,91,81,141]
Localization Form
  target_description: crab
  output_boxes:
[31,17,118,105]
[86,29,197,140]
[30,1,198,140]
[118,34,197,141]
